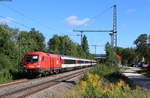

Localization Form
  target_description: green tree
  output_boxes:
[115,47,138,66]
[0,24,47,82]
[17,28,46,69]
[29,28,45,51]
[0,24,19,82]
[134,34,149,64]
[0,24,18,59]
[48,35,78,56]
[48,35,61,54]
[105,42,119,66]
[48,35,93,59]
[82,35,89,53]
[0,54,12,70]
[122,48,138,65]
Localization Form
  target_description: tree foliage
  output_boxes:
[82,35,89,53]
[0,24,19,61]
[1,23,149,83]
[115,47,138,66]
[105,42,119,66]
[114,34,150,66]
[0,24,46,82]
[48,35,94,59]
[134,34,150,64]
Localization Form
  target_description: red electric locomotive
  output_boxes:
[23,51,96,76]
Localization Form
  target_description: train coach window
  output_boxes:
[26,55,39,63]
[78,60,84,64]
[64,59,76,64]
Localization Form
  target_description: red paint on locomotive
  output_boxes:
[24,51,61,74]
[23,51,96,76]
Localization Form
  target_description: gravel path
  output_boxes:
[122,67,150,90]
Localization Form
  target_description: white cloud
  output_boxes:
[65,16,91,26]
[0,17,16,23]
[126,9,137,14]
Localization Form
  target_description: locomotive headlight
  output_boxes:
[37,64,41,67]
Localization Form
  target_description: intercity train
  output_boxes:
[23,51,96,76]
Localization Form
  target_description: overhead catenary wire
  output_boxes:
[73,5,117,48]
[89,45,105,55]
[0,15,31,69]
[0,3,58,31]
[0,16,31,29]
[74,5,112,30]
[90,0,117,20]
[72,7,112,45]
[90,6,112,20]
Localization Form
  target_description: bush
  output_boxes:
[90,64,120,75]
[0,54,13,70]
[80,72,130,98]
[54,64,150,98]
[0,69,13,83]
[0,54,17,83]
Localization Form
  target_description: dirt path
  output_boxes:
[122,67,150,90]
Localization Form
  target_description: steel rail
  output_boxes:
[0,68,88,98]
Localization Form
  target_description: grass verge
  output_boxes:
[54,65,150,98]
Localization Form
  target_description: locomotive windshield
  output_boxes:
[26,55,39,63]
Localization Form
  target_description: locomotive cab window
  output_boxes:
[26,55,39,63]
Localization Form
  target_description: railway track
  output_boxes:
[0,79,28,88]
[0,68,85,89]
[0,68,89,98]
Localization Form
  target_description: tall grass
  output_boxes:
[0,54,23,83]
[80,72,130,98]
[0,69,13,83]
[54,65,150,98]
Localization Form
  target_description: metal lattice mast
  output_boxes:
[109,33,114,47]
[89,45,104,56]
[90,45,97,55]
[80,32,83,45]
[73,30,113,46]
[73,5,118,48]
[148,35,150,45]
[113,5,117,47]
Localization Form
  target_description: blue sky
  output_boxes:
[0,0,150,54]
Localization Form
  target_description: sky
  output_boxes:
[0,0,150,54]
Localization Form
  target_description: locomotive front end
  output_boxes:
[23,52,42,75]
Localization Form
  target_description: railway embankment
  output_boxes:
[1,66,150,98]
[27,71,84,98]
[0,68,90,98]
[54,65,150,98]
